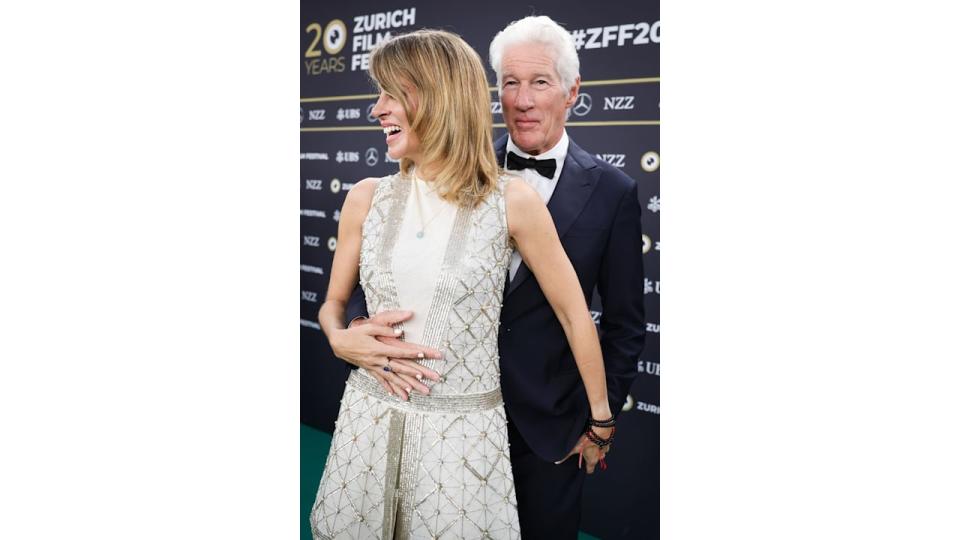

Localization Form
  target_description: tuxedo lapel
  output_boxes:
[505,139,601,298]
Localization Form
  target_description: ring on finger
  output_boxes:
[383,359,392,372]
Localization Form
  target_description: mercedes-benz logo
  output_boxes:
[365,147,379,167]
[572,92,592,117]
[366,103,377,123]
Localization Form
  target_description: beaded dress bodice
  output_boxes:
[358,173,512,395]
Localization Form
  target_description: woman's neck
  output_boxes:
[413,161,440,182]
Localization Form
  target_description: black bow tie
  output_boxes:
[506,151,557,179]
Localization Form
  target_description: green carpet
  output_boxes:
[301,423,601,540]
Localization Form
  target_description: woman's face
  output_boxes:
[372,84,422,162]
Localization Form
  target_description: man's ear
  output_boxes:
[566,76,581,108]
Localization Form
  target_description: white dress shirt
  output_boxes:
[504,130,569,282]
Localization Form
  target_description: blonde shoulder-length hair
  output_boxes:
[370,29,500,208]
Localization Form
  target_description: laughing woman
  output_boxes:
[309,29,614,540]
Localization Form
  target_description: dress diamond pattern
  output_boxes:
[310,174,521,539]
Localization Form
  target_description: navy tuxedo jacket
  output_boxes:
[345,135,645,462]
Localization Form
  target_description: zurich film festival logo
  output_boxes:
[568,21,661,51]
[303,18,348,75]
[365,147,379,167]
[620,395,660,414]
[351,8,419,71]
[641,151,660,172]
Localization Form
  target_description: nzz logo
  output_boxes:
[596,154,626,168]
[603,96,635,110]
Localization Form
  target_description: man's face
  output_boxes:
[499,42,579,156]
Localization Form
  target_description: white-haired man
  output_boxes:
[483,15,645,538]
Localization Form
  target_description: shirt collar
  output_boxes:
[505,130,569,181]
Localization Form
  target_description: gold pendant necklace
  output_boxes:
[412,177,448,239]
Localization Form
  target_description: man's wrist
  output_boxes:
[589,404,613,420]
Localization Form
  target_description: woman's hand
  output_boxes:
[328,311,443,400]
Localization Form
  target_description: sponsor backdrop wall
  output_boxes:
[301,1,659,538]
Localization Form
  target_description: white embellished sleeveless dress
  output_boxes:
[310,173,520,540]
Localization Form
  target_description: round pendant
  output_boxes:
[416,231,424,239]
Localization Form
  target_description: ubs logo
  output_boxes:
[367,103,377,122]
[643,278,661,295]
[365,147,379,166]
[640,361,660,376]
[303,19,348,75]
[572,92,592,117]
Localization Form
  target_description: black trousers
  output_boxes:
[507,413,586,540]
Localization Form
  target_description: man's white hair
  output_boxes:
[489,15,580,93]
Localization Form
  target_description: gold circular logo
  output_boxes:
[642,234,652,254]
[330,178,341,193]
[323,19,347,55]
[327,237,338,251]
[641,150,660,172]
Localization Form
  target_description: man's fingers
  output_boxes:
[384,376,408,401]
[368,310,414,327]
[381,338,443,359]
[387,359,442,382]
[365,324,406,339]
[390,372,429,396]
[583,446,600,474]
[383,368,430,396]
[367,369,394,396]
[383,345,442,361]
